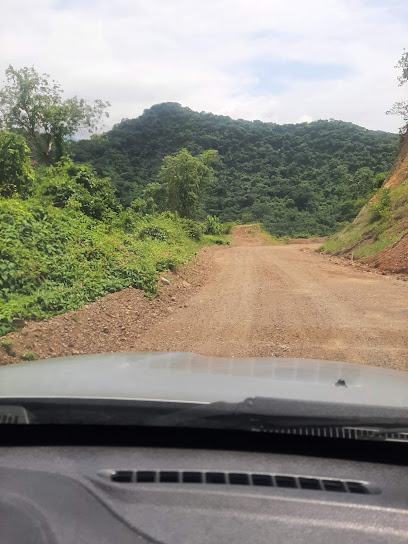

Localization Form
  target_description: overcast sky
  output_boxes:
[1,0,407,132]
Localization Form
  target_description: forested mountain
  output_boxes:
[71,103,400,236]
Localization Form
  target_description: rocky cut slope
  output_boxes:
[322,132,408,275]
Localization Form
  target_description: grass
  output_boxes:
[321,179,408,260]
[21,351,36,361]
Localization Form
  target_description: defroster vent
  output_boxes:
[101,470,377,495]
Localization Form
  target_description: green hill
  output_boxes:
[71,103,399,237]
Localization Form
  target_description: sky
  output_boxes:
[1,0,407,132]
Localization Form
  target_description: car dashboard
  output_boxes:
[1,434,408,544]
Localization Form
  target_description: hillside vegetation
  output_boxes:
[0,133,229,337]
[71,102,399,237]
[322,132,408,273]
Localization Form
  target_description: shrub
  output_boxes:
[40,159,122,220]
[113,209,140,233]
[138,225,170,242]
[204,215,222,235]
[179,218,203,241]
[21,351,36,361]
[0,131,34,197]
[369,188,392,222]
[0,198,202,335]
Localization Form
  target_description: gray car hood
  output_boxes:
[1,352,408,408]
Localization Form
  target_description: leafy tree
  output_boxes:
[350,167,374,198]
[142,182,168,213]
[0,130,34,197]
[373,172,388,189]
[387,50,408,130]
[159,148,217,219]
[337,197,369,223]
[0,65,110,164]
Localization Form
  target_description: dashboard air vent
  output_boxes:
[104,470,376,494]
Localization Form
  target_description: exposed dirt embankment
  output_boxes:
[363,234,408,274]
[2,226,407,371]
[322,132,408,275]
[384,131,408,190]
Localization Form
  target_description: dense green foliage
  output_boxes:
[0,135,225,336]
[34,159,122,220]
[0,195,214,336]
[0,131,34,197]
[71,103,399,237]
[158,148,217,218]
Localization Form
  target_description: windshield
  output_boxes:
[0,1,407,434]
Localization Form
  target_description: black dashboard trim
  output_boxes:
[1,424,408,466]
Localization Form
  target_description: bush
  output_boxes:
[0,198,202,336]
[0,131,34,197]
[138,225,171,242]
[39,158,122,221]
[337,197,370,223]
[21,351,36,361]
[179,218,203,241]
[204,215,222,235]
[369,188,392,222]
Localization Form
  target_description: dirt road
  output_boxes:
[136,226,408,369]
[2,225,408,370]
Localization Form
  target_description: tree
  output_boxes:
[0,130,33,197]
[142,182,168,213]
[158,149,217,219]
[350,167,374,198]
[387,50,408,130]
[0,65,110,163]
[373,172,388,189]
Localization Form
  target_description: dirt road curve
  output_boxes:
[137,226,408,369]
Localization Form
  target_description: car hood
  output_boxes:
[0,352,408,408]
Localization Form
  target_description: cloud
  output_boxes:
[0,0,407,131]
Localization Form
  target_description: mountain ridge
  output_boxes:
[71,102,399,237]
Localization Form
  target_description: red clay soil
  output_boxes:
[362,234,408,275]
[384,131,408,190]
